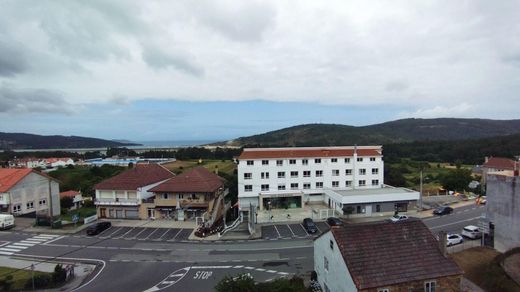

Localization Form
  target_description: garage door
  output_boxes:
[125,209,139,219]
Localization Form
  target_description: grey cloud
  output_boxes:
[385,81,409,92]
[142,46,204,77]
[0,40,28,77]
[0,84,75,114]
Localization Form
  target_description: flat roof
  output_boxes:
[334,186,417,197]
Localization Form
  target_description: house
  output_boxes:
[314,219,463,292]
[486,168,520,252]
[0,168,60,216]
[9,158,46,169]
[59,190,84,210]
[237,146,419,221]
[45,158,75,168]
[481,156,519,185]
[147,166,227,223]
[94,164,174,219]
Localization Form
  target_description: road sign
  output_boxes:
[72,214,79,223]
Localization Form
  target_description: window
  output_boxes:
[290,183,299,190]
[359,180,366,186]
[344,158,351,163]
[359,168,366,175]
[356,205,363,213]
[244,185,252,192]
[330,239,334,250]
[276,160,283,166]
[13,204,21,212]
[179,194,184,199]
[372,168,379,175]
[372,179,379,186]
[424,281,436,292]
[303,170,311,177]
[261,172,270,179]
[26,201,34,209]
[331,158,337,163]
[290,171,298,178]
[302,159,308,165]
[378,289,390,292]
[262,160,269,165]
[357,157,363,162]
[303,183,311,189]
[244,173,252,180]
[315,158,321,164]
[162,193,168,199]
[370,157,376,162]
[332,169,339,176]
[315,170,323,177]
[277,171,285,178]
[278,184,286,190]
[376,204,381,212]
[261,184,269,191]
[345,169,352,175]
[316,182,323,188]
[332,181,339,187]
[289,159,296,165]
[247,160,254,166]
[39,199,46,206]
[324,256,329,272]
[345,180,352,187]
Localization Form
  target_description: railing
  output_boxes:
[142,198,155,204]
[95,198,140,206]
[219,216,241,237]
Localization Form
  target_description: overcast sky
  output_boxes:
[1,1,519,141]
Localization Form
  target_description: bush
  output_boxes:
[25,274,52,289]
[0,275,13,291]
[83,199,95,208]
[52,264,67,284]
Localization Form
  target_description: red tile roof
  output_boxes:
[328,219,462,289]
[94,164,174,191]
[0,168,57,192]
[483,157,519,170]
[60,190,80,198]
[150,166,225,193]
[238,146,382,160]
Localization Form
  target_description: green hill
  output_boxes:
[219,118,520,147]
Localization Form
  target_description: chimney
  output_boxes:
[484,156,489,163]
[438,231,447,257]
[215,165,219,175]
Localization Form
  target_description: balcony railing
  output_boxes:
[142,198,155,204]
[95,198,140,206]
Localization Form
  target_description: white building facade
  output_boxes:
[237,146,418,220]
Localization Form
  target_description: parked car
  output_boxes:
[326,217,343,226]
[86,221,111,236]
[461,225,482,239]
[447,234,464,246]
[0,214,15,230]
[302,218,318,233]
[433,206,453,215]
[389,214,408,222]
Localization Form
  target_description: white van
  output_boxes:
[0,214,15,230]
[461,225,482,239]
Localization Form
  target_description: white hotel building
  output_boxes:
[237,146,419,220]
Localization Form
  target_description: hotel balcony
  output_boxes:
[95,198,140,206]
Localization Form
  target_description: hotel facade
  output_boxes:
[237,146,419,220]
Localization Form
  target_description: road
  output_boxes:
[0,204,486,291]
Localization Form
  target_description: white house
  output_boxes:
[59,190,84,210]
[45,158,75,168]
[237,146,419,220]
[0,168,60,216]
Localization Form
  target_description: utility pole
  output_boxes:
[419,169,423,211]
[31,264,35,290]
[48,177,53,219]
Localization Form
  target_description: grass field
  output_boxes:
[162,159,236,176]
[0,267,50,290]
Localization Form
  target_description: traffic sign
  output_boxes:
[72,214,79,223]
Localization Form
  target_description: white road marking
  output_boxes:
[7,244,28,249]
[145,228,159,240]
[170,229,183,241]
[0,247,22,252]
[10,242,34,247]
[429,217,481,229]
[300,224,310,236]
[273,225,281,238]
[158,229,171,240]
[287,224,296,237]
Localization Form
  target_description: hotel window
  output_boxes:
[370,157,376,162]
[332,169,339,176]
[359,168,366,175]
[290,171,298,178]
[261,184,270,191]
[261,172,270,179]
[359,180,366,186]
[345,181,352,187]
[315,170,323,177]
[357,157,363,162]
[344,157,351,163]
[244,185,252,192]
[162,193,168,199]
[331,158,338,163]
[247,160,254,166]
[39,199,46,206]
[290,183,299,190]
[424,281,436,292]
[372,168,379,175]
[278,184,286,190]
[372,179,379,186]
[345,169,352,175]
[262,160,269,165]
[332,181,339,187]
[276,160,283,166]
[244,173,252,180]
[302,159,308,165]
[315,158,321,164]
[277,171,285,178]
[303,170,311,177]
[289,159,296,165]
[13,204,21,212]
[26,201,34,209]
[303,183,311,189]
[316,182,323,188]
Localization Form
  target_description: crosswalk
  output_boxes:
[0,234,62,256]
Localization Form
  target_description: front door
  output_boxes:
[147,208,155,219]
[100,208,106,218]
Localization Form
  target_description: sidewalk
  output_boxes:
[0,256,96,291]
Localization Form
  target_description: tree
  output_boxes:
[52,264,67,284]
[384,167,406,187]
[60,196,74,209]
[439,168,473,192]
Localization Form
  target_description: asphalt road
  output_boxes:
[0,204,487,291]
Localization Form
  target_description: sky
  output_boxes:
[1,1,519,141]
